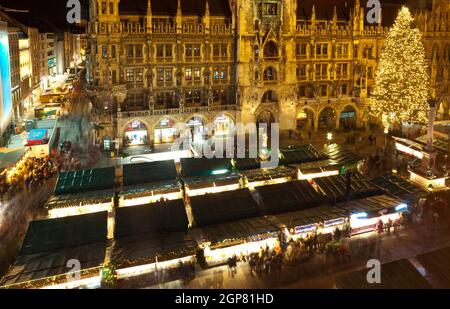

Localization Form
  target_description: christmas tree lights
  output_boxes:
[370,7,430,126]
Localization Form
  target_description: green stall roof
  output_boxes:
[55,167,115,195]
[280,144,327,165]
[190,188,259,227]
[19,212,108,255]
[114,199,189,238]
[123,160,177,186]
[253,180,326,215]
[180,157,232,177]
[0,212,108,287]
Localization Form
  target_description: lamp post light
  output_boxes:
[327,132,333,145]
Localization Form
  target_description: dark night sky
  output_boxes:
[0,0,89,25]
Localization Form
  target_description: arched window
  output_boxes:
[263,67,277,81]
[263,41,278,58]
[261,90,279,103]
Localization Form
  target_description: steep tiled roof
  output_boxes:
[296,0,432,26]
[119,0,231,17]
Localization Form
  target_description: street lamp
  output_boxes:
[327,132,333,145]
[384,126,389,153]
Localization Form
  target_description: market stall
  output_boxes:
[44,189,114,218]
[196,216,280,264]
[279,144,327,165]
[0,212,107,289]
[252,180,326,215]
[240,166,296,189]
[189,188,260,227]
[314,173,382,204]
[273,205,348,239]
[119,160,182,207]
[112,200,195,279]
[183,173,241,197]
[48,167,116,238]
[335,195,408,235]
[180,157,233,177]
[295,144,364,180]
[371,173,428,204]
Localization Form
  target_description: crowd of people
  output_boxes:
[0,156,56,199]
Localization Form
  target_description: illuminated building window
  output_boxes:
[336,43,349,58]
[316,43,328,58]
[297,64,307,80]
[336,63,348,77]
[185,68,192,81]
[135,45,143,58]
[125,68,134,82]
[135,68,143,82]
[296,43,307,58]
[315,64,328,79]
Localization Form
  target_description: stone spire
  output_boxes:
[311,5,316,28]
[146,0,152,33]
[176,0,182,33]
[332,6,337,30]
[204,0,210,34]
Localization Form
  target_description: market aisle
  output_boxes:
[146,223,450,289]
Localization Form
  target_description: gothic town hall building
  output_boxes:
[86,0,450,149]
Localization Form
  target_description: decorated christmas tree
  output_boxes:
[370,7,430,126]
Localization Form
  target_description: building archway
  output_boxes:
[339,105,357,130]
[318,107,337,131]
[154,117,178,145]
[186,115,206,144]
[261,90,279,104]
[296,107,315,131]
[213,113,235,136]
[124,120,149,146]
[256,110,276,147]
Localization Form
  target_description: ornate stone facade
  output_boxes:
[86,0,450,149]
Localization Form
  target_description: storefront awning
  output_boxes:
[183,173,240,190]
[273,205,348,230]
[121,180,181,200]
[198,216,279,246]
[240,166,296,183]
[334,194,404,217]
[44,189,114,209]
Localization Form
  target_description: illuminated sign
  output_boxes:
[0,27,12,136]
[294,224,317,234]
[340,111,356,119]
[48,58,55,68]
